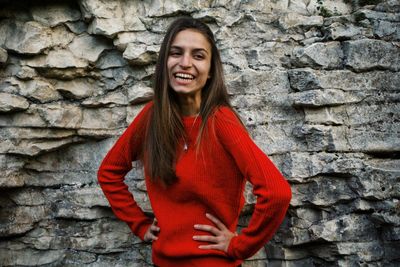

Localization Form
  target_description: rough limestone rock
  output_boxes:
[36,103,83,128]
[80,0,145,37]
[0,206,49,236]
[302,106,344,125]
[287,69,400,91]
[287,0,309,15]
[307,0,352,16]
[16,66,37,80]
[0,136,85,156]
[375,0,400,12]
[50,25,77,47]
[2,21,52,54]
[356,9,400,22]
[309,214,378,242]
[78,0,120,20]
[24,49,88,69]
[81,107,126,129]
[31,3,81,26]
[0,47,7,64]
[55,79,95,99]
[68,33,111,62]
[343,39,400,71]
[127,83,154,104]
[0,21,74,55]
[96,50,128,69]
[123,43,159,65]
[0,155,27,188]
[283,152,365,182]
[0,93,29,112]
[337,242,384,262]
[16,79,62,103]
[279,13,323,29]
[114,31,163,51]
[89,17,146,38]
[226,69,290,95]
[142,0,211,17]
[291,89,364,107]
[292,42,344,69]
[0,248,66,266]
[327,21,370,40]
[82,90,128,107]
[5,188,45,206]
[291,176,357,207]
[0,106,47,128]
[373,19,400,40]
[0,0,399,266]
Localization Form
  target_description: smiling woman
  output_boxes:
[97,17,292,267]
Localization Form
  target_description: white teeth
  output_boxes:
[175,73,194,79]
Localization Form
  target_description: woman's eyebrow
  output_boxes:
[170,45,209,54]
[193,48,209,54]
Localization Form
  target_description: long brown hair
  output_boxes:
[144,17,235,186]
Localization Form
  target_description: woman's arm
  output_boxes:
[215,106,292,260]
[97,102,154,241]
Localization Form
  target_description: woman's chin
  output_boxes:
[171,85,195,94]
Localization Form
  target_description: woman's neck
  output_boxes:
[178,93,201,116]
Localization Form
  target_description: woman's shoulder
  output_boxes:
[213,105,242,126]
[211,105,248,144]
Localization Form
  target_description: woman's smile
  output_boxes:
[173,71,196,84]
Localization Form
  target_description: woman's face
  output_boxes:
[167,29,212,98]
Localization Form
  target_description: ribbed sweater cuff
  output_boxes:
[131,220,153,242]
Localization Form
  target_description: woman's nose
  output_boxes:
[179,54,192,68]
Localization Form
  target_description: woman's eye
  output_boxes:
[169,51,181,56]
[194,54,204,60]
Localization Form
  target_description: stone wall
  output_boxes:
[0,0,399,266]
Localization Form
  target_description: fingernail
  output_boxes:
[194,224,198,228]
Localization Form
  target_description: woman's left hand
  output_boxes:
[193,213,238,253]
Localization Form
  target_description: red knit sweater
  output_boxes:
[98,102,292,267]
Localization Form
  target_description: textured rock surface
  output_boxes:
[0,47,7,64]
[0,0,399,266]
[0,93,29,112]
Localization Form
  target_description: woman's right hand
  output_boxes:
[144,218,160,242]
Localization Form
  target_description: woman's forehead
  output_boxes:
[171,29,211,51]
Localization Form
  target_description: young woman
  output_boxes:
[98,17,292,267]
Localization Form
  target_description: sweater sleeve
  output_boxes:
[97,101,154,241]
[214,106,292,260]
